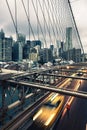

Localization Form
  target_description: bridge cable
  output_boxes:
[27,0,30,40]
[68,0,84,54]
[21,0,35,40]
[50,0,58,44]
[31,0,46,46]
[36,0,39,40]
[38,0,53,47]
[5,0,18,40]
[46,0,56,44]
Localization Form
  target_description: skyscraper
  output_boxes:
[2,37,13,61]
[17,33,26,47]
[0,29,5,39]
[39,48,53,64]
[0,29,5,61]
[66,27,72,61]
[0,29,13,61]
[66,27,72,51]
[0,39,2,61]
[12,41,23,61]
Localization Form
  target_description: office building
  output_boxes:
[62,48,81,63]
[29,48,38,62]
[0,29,5,39]
[23,40,31,59]
[31,40,42,48]
[39,48,53,64]
[66,27,72,51]
[12,42,23,61]
[17,33,26,47]
[0,30,13,61]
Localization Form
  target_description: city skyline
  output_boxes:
[0,0,87,52]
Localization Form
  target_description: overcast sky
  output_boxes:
[70,0,87,53]
[0,0,87,53]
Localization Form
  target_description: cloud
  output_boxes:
[0,0,87,52]
[70,0,87,52]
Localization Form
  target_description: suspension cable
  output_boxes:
[68,0,84,54]
[50,0,58,43]
[15,0,18,40]
[31,0,46,46]
[36,0,39,40]
[5,0,18,40]
[38,0,53,47]
[21,0,35,40]
[44,0,56,44]
[27,0,30,40]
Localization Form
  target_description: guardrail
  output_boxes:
[1,92,50,130]
[7,80,87,99]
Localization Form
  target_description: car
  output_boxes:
[33,93,65,129]
[77,72,83,76]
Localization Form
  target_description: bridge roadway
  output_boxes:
[0,67,53,79]
[41,73,87,81]
[0,65,86,80]
[27,79,80,130]
[1,67,87,99]
[0,65,82,80]
[1,71,73,130]
[27,79,87,130]
[1,67,87,104]
[0,65,87,130]
[1,75,78,130]
[1,92,50,130]
[54,80,87,130]
[7,79,87,99]
[0,66,86,79]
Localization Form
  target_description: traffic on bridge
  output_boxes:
[0,63,87,130]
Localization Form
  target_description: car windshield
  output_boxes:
[44,100,61,109]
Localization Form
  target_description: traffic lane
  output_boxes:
[28,122,42,130]
[54,80,87,130]
[28,79,81,130]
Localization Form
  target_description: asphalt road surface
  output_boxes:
[54,80,87,130]
[28,80,87,130]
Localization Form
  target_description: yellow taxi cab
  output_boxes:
[33,93,65,129]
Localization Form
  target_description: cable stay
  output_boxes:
[31,0,47,46]
[21,0,35,40]
[38,0,53,47]
[5,0,18,40]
